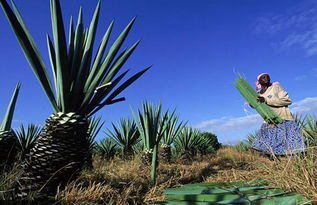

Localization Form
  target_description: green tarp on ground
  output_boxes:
[156,181,312,205]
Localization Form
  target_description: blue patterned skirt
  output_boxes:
[251,121,306,155]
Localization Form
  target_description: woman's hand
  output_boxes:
[256,96,265,103]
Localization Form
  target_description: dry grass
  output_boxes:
[53,147,317,204]
[262,147,317,199]
[2,146,317,204]
[56,154,221,204]
[0,163,22,200]
[207,147,317,203]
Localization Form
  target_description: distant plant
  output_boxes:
[233,141,250,152]
[106,118,140,157]
[132,101,173,184]
[174,127,203,160]
[197,132,221,155]
[295,114,317,147]
[132,102,170,163]
[246,131,256,146]
[85,116,104,169]
[132,141,144,155]
[94,138,117,160]
[15,124,42,160]
[232,131,257,152]
[159,112,186,162]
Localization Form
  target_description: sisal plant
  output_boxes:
[0,0,150,199]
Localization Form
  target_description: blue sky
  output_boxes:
[1,0,317,144]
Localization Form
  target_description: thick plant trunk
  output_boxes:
[17,113,89,199]
[141,151,152,166]
[0,131,16,170]
[179,151,193,164]
[120,148,134,159]
[159,145,172,163]
[83,151,94,170]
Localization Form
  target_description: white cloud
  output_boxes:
[281,27,317,57]
[195,97,317,133]
[195,114,262,133]
[255,7,317,34]
[294,75,307,81]
[254,2,317,56]
[195,117,228,130]
[290,97,317,115]
[312,68,317,76]
[281,31,311,48]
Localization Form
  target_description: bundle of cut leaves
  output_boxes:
[234,74,283,124]
[157,181,312,205]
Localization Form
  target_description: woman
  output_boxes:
[251,73,306,156]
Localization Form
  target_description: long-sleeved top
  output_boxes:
[259,83,294,121]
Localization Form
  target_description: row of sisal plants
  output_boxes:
[0,92,220,191]
[93,102,221,183]
[0,0,219,200]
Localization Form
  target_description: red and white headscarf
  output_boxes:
[255,73,268,91]
[255,73,279,91]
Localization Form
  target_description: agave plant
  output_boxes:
[0,82,20,169]
[0,0,149,198]
[174,127,203,160]
[246,131,256,146]
[85,116,104,169]
[159,113,185,162]
[132,102,173,183]
[196,132,220,155]
[14,124,42,160]
[132,140,144,155]
[233,141,250,152]
[94,138,117,160]
[232,131,256,152]
[106,118,140,157]
[295,114,317,147]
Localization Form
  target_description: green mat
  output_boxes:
[156,181,312,205]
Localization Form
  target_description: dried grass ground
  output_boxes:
[56,147,317,204]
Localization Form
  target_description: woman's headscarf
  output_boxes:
[255,73,269,91]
